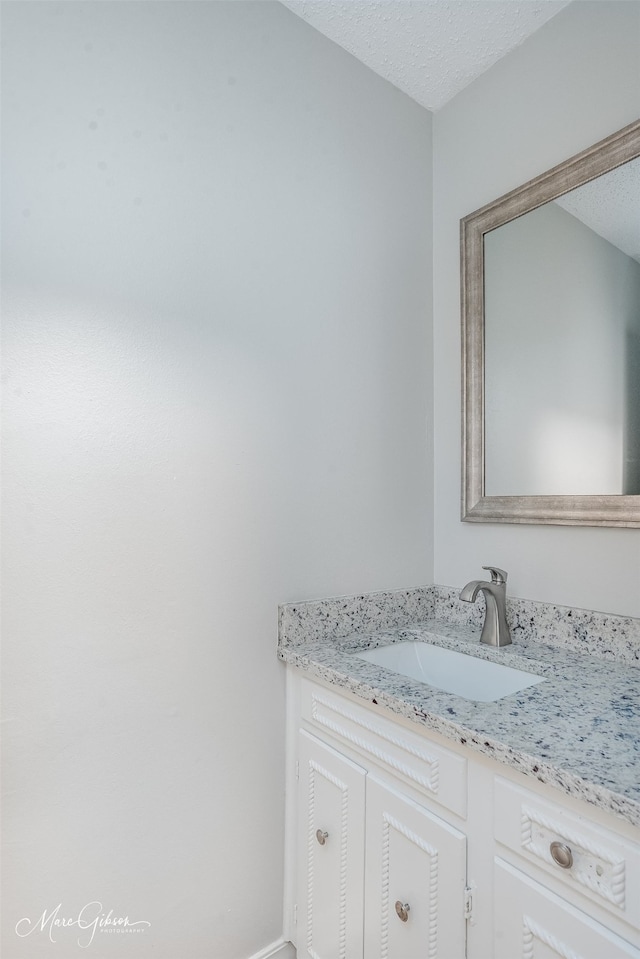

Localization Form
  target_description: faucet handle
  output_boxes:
[482,566,508,585]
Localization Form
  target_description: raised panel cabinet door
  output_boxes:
[297,729,366,959]
[494,859,640,959]
[363,775,467,959]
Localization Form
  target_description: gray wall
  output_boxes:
[1,3,433,957]
[433,0,640,616]
[484,200,640,496]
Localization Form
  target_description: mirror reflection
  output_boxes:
[483,157,640,497]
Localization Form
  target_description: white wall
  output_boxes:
[1,3,432,957]
[433,0,640,617]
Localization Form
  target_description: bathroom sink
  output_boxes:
[352,641,544,703]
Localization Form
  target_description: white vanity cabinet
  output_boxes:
[285,673,640,959]
[291,677,469,959]
[296,731,466,959]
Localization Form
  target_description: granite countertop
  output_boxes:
[278,588,640,829]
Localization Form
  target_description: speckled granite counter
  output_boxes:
[278,586,640,828]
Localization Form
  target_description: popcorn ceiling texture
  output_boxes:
[280,1,571,112]
[555,158,640,263]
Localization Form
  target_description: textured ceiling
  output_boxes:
[555,158,640,264]
[279,2,638,264]
[280,0,571,112]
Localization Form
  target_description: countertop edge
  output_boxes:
[278,645,640,829]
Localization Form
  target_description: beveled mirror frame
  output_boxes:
[461,119,640,527]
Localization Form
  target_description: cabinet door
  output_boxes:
[297,730,366,959]
[364,775,467,959]
[494,858,640,959]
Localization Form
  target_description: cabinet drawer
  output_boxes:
[494,777,640,932]
[300,678,467,818]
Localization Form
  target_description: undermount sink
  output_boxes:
[352,641,544,703]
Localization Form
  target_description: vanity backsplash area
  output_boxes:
[280,583,640,662]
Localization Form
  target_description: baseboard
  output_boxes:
[247,937,296,959]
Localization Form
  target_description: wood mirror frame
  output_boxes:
[461,120,640,527]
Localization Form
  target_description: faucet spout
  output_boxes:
[459,566,512,647]
[459,579,484,604]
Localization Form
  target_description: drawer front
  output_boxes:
[494,777,640,932]
[300,678,467,818]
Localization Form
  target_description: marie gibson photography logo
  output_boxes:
[15,901,151,948]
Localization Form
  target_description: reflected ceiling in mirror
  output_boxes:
[461,120,640,526]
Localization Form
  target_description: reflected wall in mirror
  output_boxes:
[461,120,640,526]
[485,158,640,497]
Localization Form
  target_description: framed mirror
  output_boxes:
[461,120,640,527]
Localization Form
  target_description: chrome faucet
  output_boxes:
[460,566,512,647]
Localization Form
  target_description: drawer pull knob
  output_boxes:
[315,829,328,846]
[395,901,410,922]
[550,841,573,869]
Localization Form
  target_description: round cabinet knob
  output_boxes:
[315,829,328,846]
[550,841,573,869]
[395,901,410,923]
